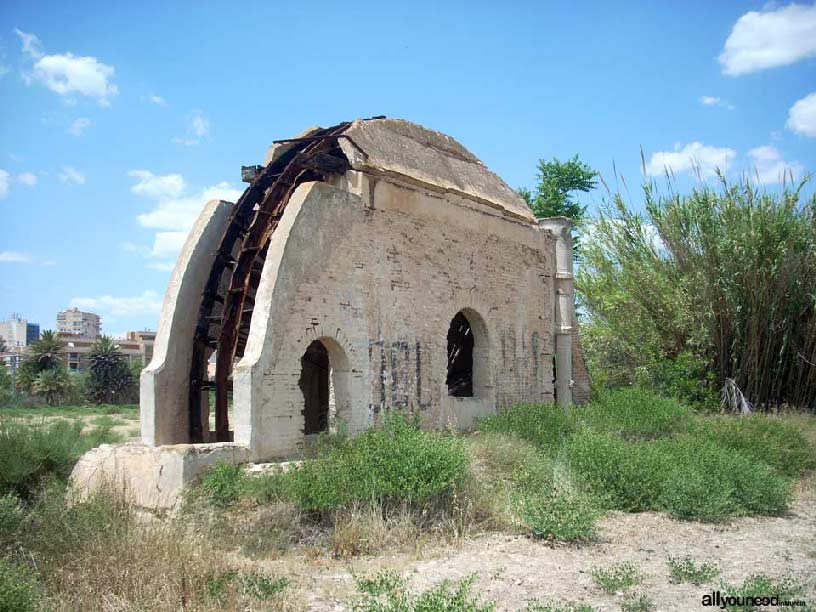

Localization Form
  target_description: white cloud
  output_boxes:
[31,53,119,105]
[128,170,185,200]
[746,145,804,183]
[148,94,166,106]
[719,3,816,75]
[137,181,241,231]
[0,170,38,197]
[787,91,816,137]
[147,261,175,272]
[0,251,32,263]
[150,231,188,259]
[15,28,43,59]
[173,110,210,146]
[699,96,735,110]
[0,251,54,265]
[17,32,118,105]
[17,172,37,186]
[645,142,736,178]
[127,175,242,269]
[67,117,91,136]
[70,290,163,317]
[58,166,85,185]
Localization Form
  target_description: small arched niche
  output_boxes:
[446,308,491,399]
[298,336,352,436]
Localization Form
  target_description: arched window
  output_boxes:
[447,312,474,397]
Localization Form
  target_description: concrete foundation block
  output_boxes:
[70,442,250,511]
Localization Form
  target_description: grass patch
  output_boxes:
[666,555,719,585]
[352,570,494,611]
[526,601,596,611]
[0,558,40,612]
[717,574,806,611]
[0,419,121,498]
[591,562,643,593]
[0,404,138,418]
[479,388,808,523]
[284,413,468,512]
[621,592,654,612]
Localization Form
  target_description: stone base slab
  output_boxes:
[70,442,250,511]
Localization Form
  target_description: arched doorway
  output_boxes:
[447,312,475,397]
[299,340,331,435]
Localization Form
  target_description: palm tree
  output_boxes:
[29,330,64,370]
[17,330,65,393]
[87,336,134,404]
[32,368,73,405]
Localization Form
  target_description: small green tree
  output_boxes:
[86,336,135,404]
[16,330,64,394]
[520,155,599,252]
[32,368,73,405]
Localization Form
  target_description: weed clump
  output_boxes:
[352,570,494,612]
[666,555,719,585]
[591,562,643,593]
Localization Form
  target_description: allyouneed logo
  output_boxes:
[702,590,807,609]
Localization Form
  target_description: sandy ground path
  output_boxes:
[258,487,815,611]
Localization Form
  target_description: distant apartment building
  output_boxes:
[57,308,101,339]
[60,330,156,372]
[0,314,40,350]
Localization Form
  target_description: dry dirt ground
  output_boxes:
[246,483,815,611]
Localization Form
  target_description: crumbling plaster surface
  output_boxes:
[234,176,557,460]
[140,199,234,446]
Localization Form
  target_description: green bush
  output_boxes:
[567,430,667,512]
[0,558,39,612]
[656,438,791,521]
[0,419,120,498]
[479,402,575,449]
[578,178,816,410]
[702,415,816,478]
[517,486,599,542]
[284,413,469,512]
[193,462,247,509]
[577,388,694,440]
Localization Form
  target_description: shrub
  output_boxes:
[591,562,642,593]
[517,486,599,542]
[567,430,667,511]
[479,403,575,450]
[666,555,719,585]
[656,438,791,521]
[578,178,816,410]
[702,415,816,478]
[284,413,468,512]
[352,570,494,612]
[192,462,246,509]
[577,388,694,440]
[0,558,39,612]
[240,571,289,600]
[0,419,120,498]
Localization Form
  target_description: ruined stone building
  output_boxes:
[73,118,588,508]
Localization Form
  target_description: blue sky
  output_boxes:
[1,1,814,336]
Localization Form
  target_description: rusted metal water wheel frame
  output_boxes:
[189,122,352,443]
